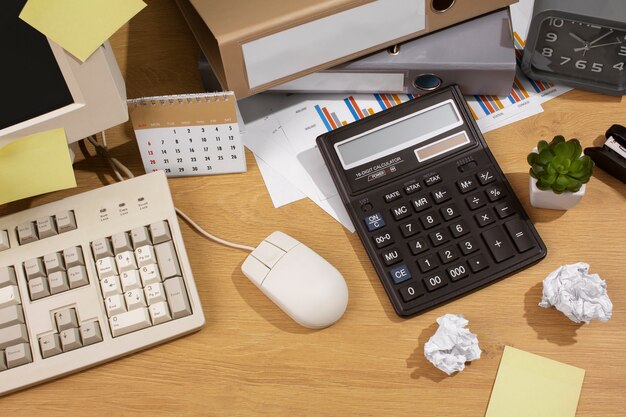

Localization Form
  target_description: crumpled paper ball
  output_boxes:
[538,262,612,324]
[424,314,481,375]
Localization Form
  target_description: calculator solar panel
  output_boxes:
[317,85,546,317]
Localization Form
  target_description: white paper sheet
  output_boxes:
[424,314,481,375]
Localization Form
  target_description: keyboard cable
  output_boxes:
[86,133,255,253]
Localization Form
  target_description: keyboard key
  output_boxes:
[485,185,505,202]
[466,192,486,210]
[399,282,424,302]
[44,252,65,274]
[424,273,448,292]
[0,266,17,288]
[428,229,450,247]
[504,219,535,253]
[0,305,24,327]
[449,219,470,238]
[105,294,126,317]
[0,324,29,349]
[456,177,477,193]
[438,246,459,264]
[130,226,152,248]
[476,168,496,185]
[101,275,122,298]
[389,264,412,284]
[411,195,432,212]
[48,271,69,294]
[120,270,142,291]
[96,256,118,279]
[0,230,9,251]
[417,254,438,273]
[145,282,167,305]
[446,262,469,282]
[67,265,89,288]
[150,221,172,244]
[39,333,63,358]
[403,180,422,195]
[468,254,489,273]
[383,189,402,203]
[431,186,451,204]
[55,308,79,332]
[54,210,77,233]
[155,241,182,279]
[458,237,479,255]
[24,257,46,280]
[399,221,419,238]
[495,201,515,219]
[390,203,412,221]
[482,227,515,263]
[80,321,103,346]
[111,232,133,254]
[0,285,20,309]
[63,246,84,268]
[164,276,192,319]
[28,277,50,300]
[91,238,114,260]
[408,237,429,255]
[115,250,138,272]
[423,172,442,186]
[440,203,460,221]
[16,222,38,244]
[5,343,32,368]
[139,264,162,286]
[149,301,172,325]
[364,212,385,232]
[110,308,152,337]
[125,288,147,311]
[419,212,440,229]
[381,248,402,266]
[60,328,82,351]
[36,216,57,239]
[475,208,496,227]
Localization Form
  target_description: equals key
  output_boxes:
[504,219,534,253]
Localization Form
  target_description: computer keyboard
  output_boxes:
[0,171,204,395]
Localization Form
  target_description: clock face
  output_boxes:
[530,16,626,89]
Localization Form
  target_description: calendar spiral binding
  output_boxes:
[127,92,235,108]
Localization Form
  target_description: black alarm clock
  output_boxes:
[521,0,626,96]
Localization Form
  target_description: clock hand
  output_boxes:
[569,32,588,44]
[574,40,622,52]
[589,29,614,46]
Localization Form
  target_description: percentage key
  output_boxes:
[486,185,505,202]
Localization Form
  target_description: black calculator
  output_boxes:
[316,85,546,317]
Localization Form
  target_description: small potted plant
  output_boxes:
[527,135,594,210]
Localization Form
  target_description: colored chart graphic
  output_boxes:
[315,93,416,132]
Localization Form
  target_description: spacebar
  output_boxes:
[110,308,151,337]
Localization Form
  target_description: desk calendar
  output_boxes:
[128,92,246,176]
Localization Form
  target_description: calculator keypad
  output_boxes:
[361,161,545,316]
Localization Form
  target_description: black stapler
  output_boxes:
[584,124,626,183]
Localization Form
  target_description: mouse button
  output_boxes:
[241,255,271,287]
[252,241,286,268]
[265,231,300,252]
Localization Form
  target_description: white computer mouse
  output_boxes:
[241,231,348,329]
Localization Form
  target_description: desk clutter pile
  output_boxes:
[0,0,624,416]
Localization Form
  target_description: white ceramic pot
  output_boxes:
[528,176,586,210]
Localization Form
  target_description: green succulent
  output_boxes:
[527,135,593,194]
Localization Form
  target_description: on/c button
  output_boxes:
[389,264,412,284]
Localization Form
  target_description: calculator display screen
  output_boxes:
[335,100,461,169]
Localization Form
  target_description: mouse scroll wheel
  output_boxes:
[252,241,287,269]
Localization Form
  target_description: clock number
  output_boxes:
[575,60,587,70]
[560,56,571,66]
[614,62,625,71]
[548,18,564,27]
[545,32,558,42]
[591,63,603,73]
[619,46,626,57]
[542,48,553,57]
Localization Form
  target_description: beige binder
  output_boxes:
[176,0,518,98]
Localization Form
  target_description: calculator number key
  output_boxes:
[372,230,394,248]
[437,246,459,264]
[449,220,470,238]
[364,213,386,231]
[389,264,412,284]
[399,221,419,238]
[458,237,479,255]
[424,273,448,292]
[408,237,429,255]
[419,212,440,229]
[417,254,438,273]
[399,283,425,302]
[428,229,450,247]
[440,203,460,221]
[446,262,469,282]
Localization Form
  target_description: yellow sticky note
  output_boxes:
[0,128,77,205]
[485,346,585,417]
[19,0,146,62]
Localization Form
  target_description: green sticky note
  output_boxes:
[19,0,146,62]
[0,128,77,205]
[485,346,585,417]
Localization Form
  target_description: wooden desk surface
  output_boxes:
[2,1,625,415]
